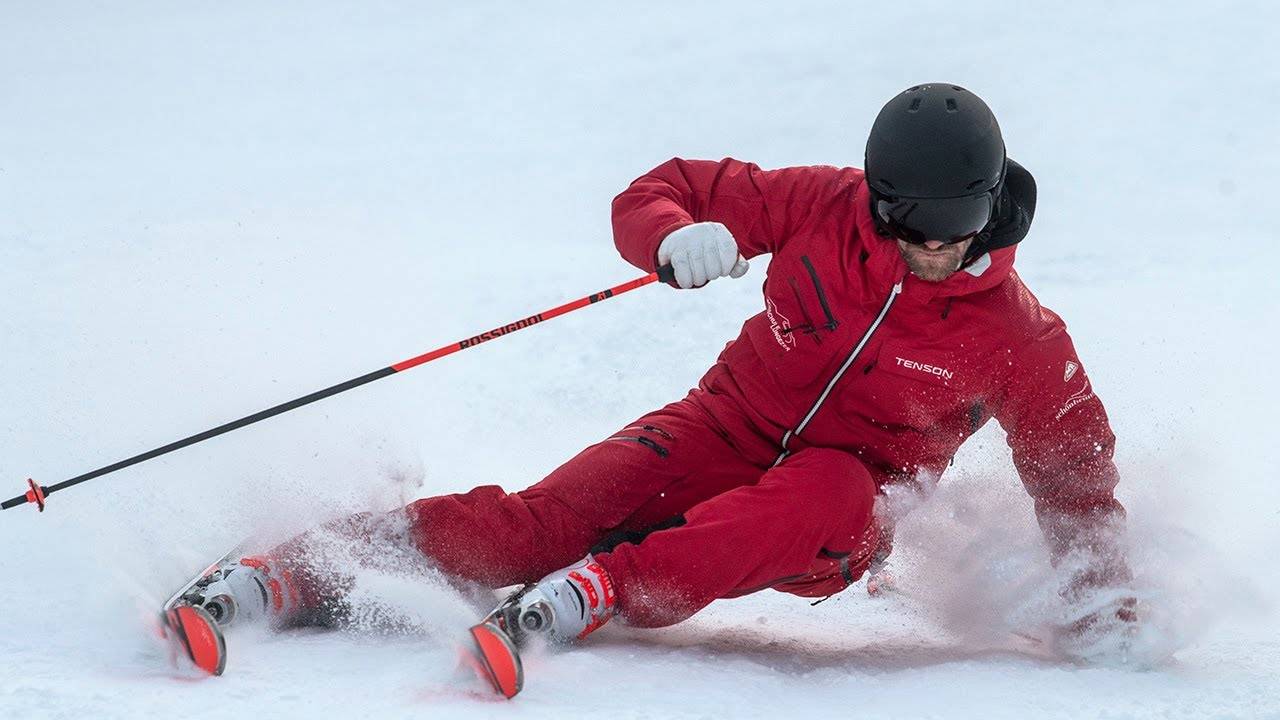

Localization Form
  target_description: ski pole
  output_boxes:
[3,265,678,514]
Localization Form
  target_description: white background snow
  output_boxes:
[2,2,1278,718]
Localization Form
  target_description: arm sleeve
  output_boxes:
[991,312,1128,584]
[610,157,831,273]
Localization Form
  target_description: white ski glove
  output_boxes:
[657,222,750,289]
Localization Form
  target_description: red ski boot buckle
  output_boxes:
[24,479,46,512]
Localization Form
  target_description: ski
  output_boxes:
[462,621,524,699]
[157,548,241,677]
[163,551,236,612]
[159,603,227,676]
[157,550,533,697]
[459,585,538,699]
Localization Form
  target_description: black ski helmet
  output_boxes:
[865,84,1007,245]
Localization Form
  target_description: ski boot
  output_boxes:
[166,555,302,628]
[466,556,617,699]
[160,553,302,676]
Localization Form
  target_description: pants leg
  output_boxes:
[404,396,763,588]
[593,447,880,628]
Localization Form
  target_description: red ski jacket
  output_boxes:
[612,157,1124,562]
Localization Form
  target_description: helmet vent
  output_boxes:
[965,179,988,190]
[945,98,958,112]
[951,85,966,92]
[908,98,922,112]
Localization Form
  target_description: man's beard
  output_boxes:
[896,238,975,282]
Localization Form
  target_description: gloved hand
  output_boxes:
[1055,594,1140,664]
[657,222,749,289]
[865,518,897,597]
[1055,561,1140,663]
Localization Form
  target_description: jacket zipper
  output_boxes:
[773,281,903,466]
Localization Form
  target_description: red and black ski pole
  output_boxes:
[3,266,677,514]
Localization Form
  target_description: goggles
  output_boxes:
[873,190,996,246]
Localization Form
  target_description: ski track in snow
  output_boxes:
[2,2,1278,718]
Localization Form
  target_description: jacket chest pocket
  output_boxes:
[779,255,840,340]
[762,256,841,346]
[851,340,970,432]
[760,256,857,391]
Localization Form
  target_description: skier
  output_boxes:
[176,83,1133,658]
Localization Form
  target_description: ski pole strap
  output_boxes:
[4,266,676,513]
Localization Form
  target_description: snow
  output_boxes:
[2,2,1278,718]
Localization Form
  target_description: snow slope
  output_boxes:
[2,2,1278,717]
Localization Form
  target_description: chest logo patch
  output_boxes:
[894,356,955,381]
[1064,360,1079,382]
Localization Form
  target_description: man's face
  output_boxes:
[896,237,974,282]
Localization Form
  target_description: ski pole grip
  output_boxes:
[656,264,676,285]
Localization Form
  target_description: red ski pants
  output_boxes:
[405,396,881,627]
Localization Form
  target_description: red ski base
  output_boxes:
[162,604,227,676]
[464,622,523,699]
